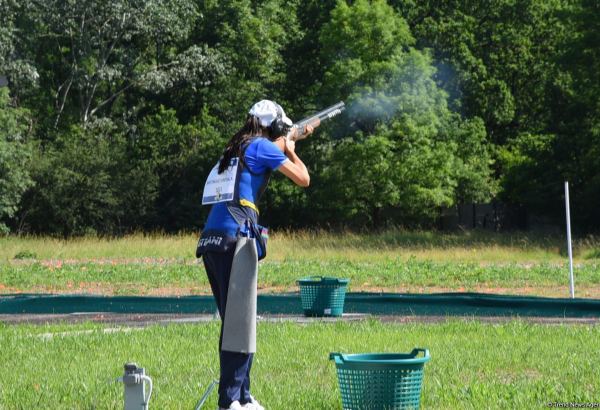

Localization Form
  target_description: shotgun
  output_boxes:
[287,101,345,141]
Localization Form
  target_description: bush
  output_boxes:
[13,250,37,260]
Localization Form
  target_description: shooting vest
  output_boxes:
[197,137,271,259]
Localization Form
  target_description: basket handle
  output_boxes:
[297,276,323,284]
[411,348,430,359]
[298,276,349,285]
[329,352,347,362]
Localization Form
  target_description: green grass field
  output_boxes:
[1,230,599,297]
[2,258,600,298]
[1,232,599,409]
[0,319,598,409]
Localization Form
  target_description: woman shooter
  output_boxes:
[197,100,315,410]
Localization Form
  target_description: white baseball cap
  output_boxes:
[248,100,293,127]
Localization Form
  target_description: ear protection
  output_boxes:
[270,103,290,138]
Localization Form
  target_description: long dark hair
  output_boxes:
[218,115,276,173]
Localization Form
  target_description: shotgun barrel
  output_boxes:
[289,101,345,141]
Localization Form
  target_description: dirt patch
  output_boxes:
[2,282,600,298]
[9,257,196,267]
[0,283,213,296]
[494,368,543,384]
[343,284,600,299]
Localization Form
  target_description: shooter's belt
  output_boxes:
[239,199,259,214]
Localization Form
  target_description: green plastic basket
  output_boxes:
[297,276,349,317]
[329,349,430,410]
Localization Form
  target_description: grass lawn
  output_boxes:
[0,230,599,297]
[2,230,600,263]
[1,232,598,408]
[2,258,600,298]
[0,319,598,409]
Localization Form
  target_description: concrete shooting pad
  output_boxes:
[1,293,599,322]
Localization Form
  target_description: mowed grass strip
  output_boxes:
[1,259,600,297]
[1,231,599,296]
[0,320,598,409]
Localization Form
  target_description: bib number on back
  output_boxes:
[202,158,239,205]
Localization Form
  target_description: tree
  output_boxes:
[0,87,33,233]
[131,106,225,230]
[21,121,157,236]
[494,0,600,228]
[280,0,339,116]
[3,0,598,233]
[16,0,224,128]
[0,0,39,96]
[393,0,574,145]
[194,0,301,125]
[497,132,560,213]
[309,0,494,227]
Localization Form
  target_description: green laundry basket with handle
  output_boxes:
[297,276,349,317]
[329,348,430,409]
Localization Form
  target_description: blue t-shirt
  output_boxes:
[203,137,287,235]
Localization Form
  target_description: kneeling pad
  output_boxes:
[221,237,258,353]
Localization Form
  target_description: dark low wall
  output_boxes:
[1,293,599,318]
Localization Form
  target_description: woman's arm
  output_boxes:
[273,125,313,187]
[278,140,310,187]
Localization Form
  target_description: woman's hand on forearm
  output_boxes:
[278,143,310,187]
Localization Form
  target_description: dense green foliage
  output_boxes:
[0,88,32,234]
[0,0,598,234]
